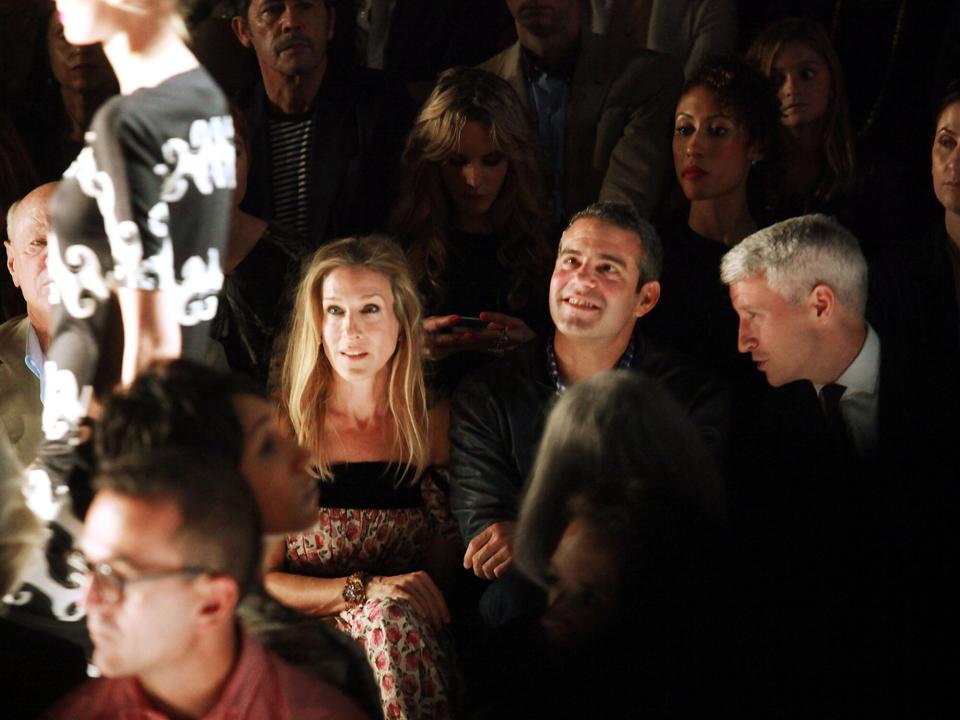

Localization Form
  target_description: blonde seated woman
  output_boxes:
[267,235,460,720]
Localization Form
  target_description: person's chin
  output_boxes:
[277,56,321,77]
[553,315,597,335]
[764,371,789,388]
[91,647,128,678]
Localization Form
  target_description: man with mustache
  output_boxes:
[449,201,729,627]
[231,0,412,248]
[1,183,56,467]
[479,0,682,220]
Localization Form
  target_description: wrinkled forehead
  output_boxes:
[9,199,52,247]
[246,0,329,18]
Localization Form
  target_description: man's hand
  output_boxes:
[463,521,516,580]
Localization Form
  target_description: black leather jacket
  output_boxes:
[449,329,731,544]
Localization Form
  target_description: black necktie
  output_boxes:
[820,383,851,459]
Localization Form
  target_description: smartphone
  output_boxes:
[453,316,485,329]
[442,316,486,334]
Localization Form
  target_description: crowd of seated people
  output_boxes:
[2,1,960,718]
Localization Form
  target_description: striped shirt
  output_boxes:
[267,113,313,238]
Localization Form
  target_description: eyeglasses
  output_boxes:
[67,549,210,606]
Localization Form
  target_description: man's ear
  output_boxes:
[809,283,836,319]
[5,241,19,287]
[634,280,661,319]
[231,16,253,48]
[193,575,240,631]
[327,6,336,40]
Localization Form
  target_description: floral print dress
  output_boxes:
[285,463,459,719]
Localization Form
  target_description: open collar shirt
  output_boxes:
[815,323,881,460]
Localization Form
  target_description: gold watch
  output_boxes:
[342,571,369,608]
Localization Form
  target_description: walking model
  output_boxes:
[11,0,234,643]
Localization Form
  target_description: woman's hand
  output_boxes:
[422,312,536,360]
[366,571,451,627]
[479,312,536,354]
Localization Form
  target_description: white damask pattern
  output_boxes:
[66,137,144,288]
[46,230,109,319]
[41,362,92,444]
[155,115,236,201]
[51,115,234,320]
[178,248,224,326]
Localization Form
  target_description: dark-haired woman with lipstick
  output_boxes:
[648,58,781,381]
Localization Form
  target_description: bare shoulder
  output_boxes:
[428,400,450,467]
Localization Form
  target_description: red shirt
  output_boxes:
[46,632,367,720]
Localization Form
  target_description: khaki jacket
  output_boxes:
[479,31,682,218]
[0,315,42,468]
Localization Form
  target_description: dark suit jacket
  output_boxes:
[478,31,682,219]
[238,66,414,248]
[869,221,960,372]
[730,335,960,692]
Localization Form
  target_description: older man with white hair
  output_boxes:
[721,213,879,459]
[1,182,56,466]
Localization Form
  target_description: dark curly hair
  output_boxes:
[681,57,783,217]
[683,57,782,165]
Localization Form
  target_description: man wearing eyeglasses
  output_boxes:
[47,450,365,719]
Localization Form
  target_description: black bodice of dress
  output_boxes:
[319,462,423,509]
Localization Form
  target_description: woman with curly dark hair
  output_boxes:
[389,66,553,392]
[648,57,781,379]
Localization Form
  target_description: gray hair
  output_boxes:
[719,214,867,314]
[566,201,664,283]
[5,199,20,244]
[514,370,725,588]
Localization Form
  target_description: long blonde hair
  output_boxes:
[280,235,429,480]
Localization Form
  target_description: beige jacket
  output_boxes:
[480,31,682,218]
[0,315,42,468]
